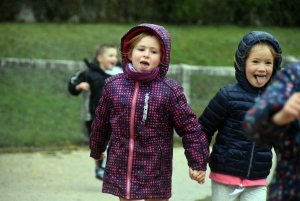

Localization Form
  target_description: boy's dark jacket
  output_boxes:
[198,31,282,180]
[68,58,110,119]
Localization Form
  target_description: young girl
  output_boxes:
[197,31,282,201]
[244,62,300,200]
[89,23,209,200]
[68,44,119,180]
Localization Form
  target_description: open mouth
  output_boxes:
[140,61,150,68]
[255,75,266,84]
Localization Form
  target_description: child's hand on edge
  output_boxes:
[189,168,206,184]
[95,153,105,161]
[272,92,300,125]
[76,82,90,91]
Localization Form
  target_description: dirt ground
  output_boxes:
[0,147,213,201]
[0,147,276,201]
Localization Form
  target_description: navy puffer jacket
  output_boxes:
[198,31,282,179]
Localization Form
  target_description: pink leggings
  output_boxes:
[119,197,169,201]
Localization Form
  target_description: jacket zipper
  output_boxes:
[126,81,140,199]
[247,142,255,177]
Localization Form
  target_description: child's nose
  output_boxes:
[258,64,267,70]
[143,50,150,57]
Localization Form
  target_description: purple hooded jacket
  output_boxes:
[90,23,209,199]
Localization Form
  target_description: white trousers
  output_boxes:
[211,180,266,201]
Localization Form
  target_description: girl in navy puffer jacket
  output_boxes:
[198,31,282,201]
[89,23,210,200]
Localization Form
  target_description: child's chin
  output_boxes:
[255,83,266,88]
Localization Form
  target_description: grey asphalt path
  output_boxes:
[0,147,210,201]
[0,147,275,201]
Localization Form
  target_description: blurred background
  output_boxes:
[1,0,300,26]
[1,0,300,150]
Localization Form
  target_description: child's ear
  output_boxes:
[128,52,132,61]
[96,55,102,63]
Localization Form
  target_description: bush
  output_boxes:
[2,0,300,26]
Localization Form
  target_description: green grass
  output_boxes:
[1,23,300,148]
[1,23,299,65]
[0,68,83,148]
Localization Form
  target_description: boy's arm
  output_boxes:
[68,70,86,96]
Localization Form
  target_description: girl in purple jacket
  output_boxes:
[89,23,209,200]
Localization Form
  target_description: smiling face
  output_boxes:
[97,47,118,71]
[128,35,161,73]
[245,43,275,88]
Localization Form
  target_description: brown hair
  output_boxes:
[95,44,117,57]
[123,31,161,60]
[247,42,278,60]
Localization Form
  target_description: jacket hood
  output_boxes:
[234,31,282,91]
[120,23,171,77]
[83,57,109,77]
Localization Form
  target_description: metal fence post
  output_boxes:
[182,64,191,104]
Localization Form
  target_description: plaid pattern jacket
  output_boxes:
[90,24,209,199]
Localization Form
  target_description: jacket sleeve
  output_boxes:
[169,85,209,171]
[68,69,86,96]
[198,88,229,143]
[89,85,112,159]
[243,66,299,144]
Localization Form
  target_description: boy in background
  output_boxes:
[68,44,121,180]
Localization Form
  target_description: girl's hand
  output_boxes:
[95,153,105,161]
[189,168,206,184]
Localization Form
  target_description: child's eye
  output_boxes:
[151,51,157,54]
[266,62,273,65]
[252,60,259,64]
[138,48,144,51]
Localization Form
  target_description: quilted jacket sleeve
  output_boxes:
[198,88,229,144]
[168,85,209,171]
